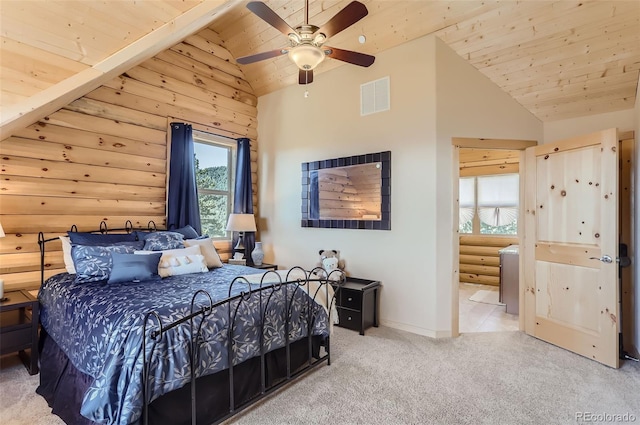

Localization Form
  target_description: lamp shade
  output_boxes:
[0,222,5,238]
[226,213,257,232]
[288,44,325,70]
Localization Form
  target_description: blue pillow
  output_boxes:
[172,225,200,240]
[68,232,137,245]
[141,231,184,251]
[108,252,162,284]
[72,242,143,283]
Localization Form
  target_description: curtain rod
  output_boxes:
[171,121,250,142]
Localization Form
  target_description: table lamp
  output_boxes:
[225,213,256,259]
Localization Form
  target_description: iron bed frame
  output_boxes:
[37,221,341,425]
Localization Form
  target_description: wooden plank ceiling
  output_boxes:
[1,0,639,133]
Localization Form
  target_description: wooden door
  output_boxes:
[523,128,619,368]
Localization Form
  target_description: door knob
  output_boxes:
[589,255,613,263]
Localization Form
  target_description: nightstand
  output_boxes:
[249,263,278,271]
[0,289,39,374]
[332,277,381,335]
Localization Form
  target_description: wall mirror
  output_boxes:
[301,151,391,230]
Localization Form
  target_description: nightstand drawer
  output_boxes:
[337,309,362,332]
[339,289,362,311]
[0,328,32,354]
[1,289,40,374]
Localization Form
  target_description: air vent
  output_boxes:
[360,76,390,116]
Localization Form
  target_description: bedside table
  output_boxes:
[332,277,381,335]
[249,263,278,271]
[0,289,39,374]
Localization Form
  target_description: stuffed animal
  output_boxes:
[314,249,345,280]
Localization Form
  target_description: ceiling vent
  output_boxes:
[360,76,390,116]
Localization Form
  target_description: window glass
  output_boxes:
[193,132,235,239]
[459,173,518,235]
[459,177,475,234]
[477,174,518,235]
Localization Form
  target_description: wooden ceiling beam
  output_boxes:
[0,0,240,142]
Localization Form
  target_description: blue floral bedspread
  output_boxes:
[38,265,330,425]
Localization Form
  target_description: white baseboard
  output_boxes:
[380,319,452,339]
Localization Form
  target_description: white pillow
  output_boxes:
[135,245,205,277]
[135,244,201,259]
[184,238,223,268]
[158,254,208,277]
[59,236,76,274]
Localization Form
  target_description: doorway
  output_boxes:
[451,137,537,337]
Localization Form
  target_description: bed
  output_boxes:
[36,225,337,425]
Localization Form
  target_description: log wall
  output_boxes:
[0,29,259,292]
[459,235,518,286]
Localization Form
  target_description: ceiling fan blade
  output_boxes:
[299,69,314,85]
[247,1,296,37]
[317,1,368,38]
[325,46,375,67]
[236,48,287,65]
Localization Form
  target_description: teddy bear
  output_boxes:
[314,249,346,280]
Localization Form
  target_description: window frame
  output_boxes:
[192,130,237,240]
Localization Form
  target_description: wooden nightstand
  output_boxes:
[0,289,39,374]
[332,277,381,335]
[249,263,278,271]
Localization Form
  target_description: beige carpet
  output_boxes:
[0,355,64,425]
[2,327,639,425]
[469,289,504,306]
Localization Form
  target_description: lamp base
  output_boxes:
[233,234,245,259]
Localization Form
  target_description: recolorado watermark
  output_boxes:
[576,412,637,423]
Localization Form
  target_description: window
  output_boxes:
[459,174,519,235]
[193,131,235,239]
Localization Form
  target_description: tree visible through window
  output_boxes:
[459,174,518,235]
[193,132,235,238]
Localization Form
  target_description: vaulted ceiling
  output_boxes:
[1,0,639,139]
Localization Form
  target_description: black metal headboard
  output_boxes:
[37,220,161,287]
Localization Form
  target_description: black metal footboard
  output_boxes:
[141,267,340,425]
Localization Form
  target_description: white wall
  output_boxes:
[258,35,440,337]
[433,38,542,331]
[257,35,541,337]
[543,109,636,142]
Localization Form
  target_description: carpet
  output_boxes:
[469,289,504,305]
[3,327,640,425]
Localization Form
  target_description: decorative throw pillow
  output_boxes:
[72,243,143,283]
[171,225,200,240]
[141,231,185,251]
[108,252,162,284]
[158,254,208,278]
[135,244,200,258]
[59,236,76,274]
[68,232,138,245]
[135,245,205,277]
[184,238,223,269]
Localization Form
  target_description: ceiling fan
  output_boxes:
[236,0,375,85]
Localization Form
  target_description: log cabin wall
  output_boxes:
[459,235,518,286]
[458,148,520,286]
[0,29,258,292]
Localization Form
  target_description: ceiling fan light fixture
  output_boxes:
[313,33,326,45]
[288,44,325,70]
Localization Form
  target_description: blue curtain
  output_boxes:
[233,138,255,262]
[167,123,202,235]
